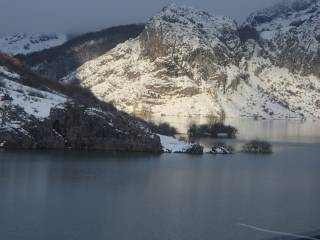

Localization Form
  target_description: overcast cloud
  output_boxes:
[0,0,280,36]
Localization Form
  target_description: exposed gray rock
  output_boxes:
[45,103,162,152]
[185,144,203,155]
[0,103,162,152]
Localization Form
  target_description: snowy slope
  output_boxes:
[0,64,67,142]
[243,0,320,76]
[0,33,67,55]
[158,134,193,153]
[63,5,240,118]
[0,62,165,152]
[0,65,67,119]
[63,39,225,117]
[63,2,320,120]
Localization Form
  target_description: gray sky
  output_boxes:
[0,0,280,36]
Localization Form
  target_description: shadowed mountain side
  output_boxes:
[0,53,163,152]
[17,24,145,80]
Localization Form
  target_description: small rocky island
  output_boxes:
[242,140,273,154]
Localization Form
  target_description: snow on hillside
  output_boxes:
[158,134,194,153]
[0,66,66,118]
[243,0,320,77]
[246,0,320,51]
[63,3,320,121]
[0,33,67,55]
[63,38,228,117]
[62,5,239,118]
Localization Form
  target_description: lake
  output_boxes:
[0,119,320,240]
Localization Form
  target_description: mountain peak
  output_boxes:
[140,4,240,61]
[152,3,237,30]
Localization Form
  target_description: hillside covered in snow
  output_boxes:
[62,0,320,120]
[0,33,67,55]
[0,53,162,151]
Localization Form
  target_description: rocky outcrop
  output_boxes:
[0,102,162,152]
[185,144,204,155]
[139,5,241,78]
[44,103,162,152]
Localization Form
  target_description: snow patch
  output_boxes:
[158,134,193,153]
[0,78,67,118]
[0,33,67,55]
[0,66,20,79]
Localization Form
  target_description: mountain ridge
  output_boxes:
[0,33,67,56]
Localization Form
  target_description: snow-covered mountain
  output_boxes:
[62,5,242,118]
[63,1,320,120]
[0,33,67,55]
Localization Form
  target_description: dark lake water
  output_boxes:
[0,120,320,240]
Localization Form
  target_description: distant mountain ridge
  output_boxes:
[17,24,145,80]
[0,33,67,55]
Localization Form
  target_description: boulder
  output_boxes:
[242,140,272,154]
[185,144,204,155]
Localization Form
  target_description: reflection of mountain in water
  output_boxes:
[142,114,320,144]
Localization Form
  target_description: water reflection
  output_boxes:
[0,147,320,240]
[143,114,320,144]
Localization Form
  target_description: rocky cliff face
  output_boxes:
[63,5,244,119]
[44,103,161,152]
[140,5,241,66]
[63,2,320,120]
[0,102,162,152]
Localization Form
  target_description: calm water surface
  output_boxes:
[0,120,320,240]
